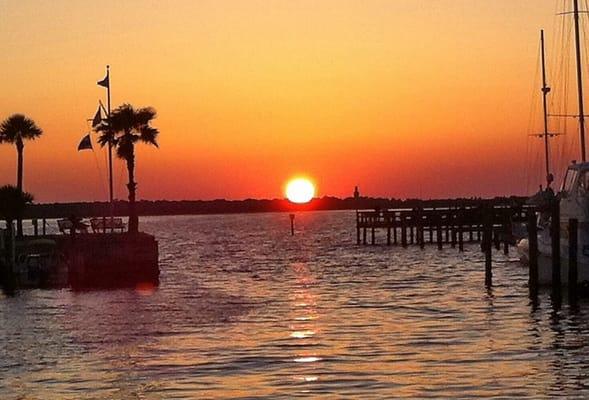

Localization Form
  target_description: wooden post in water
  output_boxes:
[429,213,434,243]
[32,219,38,237]
[290,214,295,236]
[419,218,425,249]
[528,211,539,293]
[410,223,415,245]
[569,218,578,302]
[436,217,443,250]
[503,219,510,255]
[458,222,464,252]
[356,212,361,245]
[451,217,457,249]
[401,216,407,248]
[387,226,391,246]
[483,209,492,287]
[42,218,46,236]
[393,218,398,245]
[551,202,561,288]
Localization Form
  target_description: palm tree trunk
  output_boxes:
[126,147,139,233]
[16,140,24,237]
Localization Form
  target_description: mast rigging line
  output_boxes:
[572,0,586,161]
[548,113,589,117]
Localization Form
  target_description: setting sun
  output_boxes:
[285,178,315,204]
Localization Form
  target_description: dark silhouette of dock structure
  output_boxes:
[355,198,586,304]
[355,201,529,249]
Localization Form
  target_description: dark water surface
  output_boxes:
[2,211,589,399]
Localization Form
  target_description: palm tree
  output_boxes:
[0,185,33,280]
[0,114,43,236]
[96,104,159,233]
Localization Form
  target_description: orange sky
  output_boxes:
[0,0,577,202]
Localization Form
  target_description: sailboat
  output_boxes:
[518,0,589,285]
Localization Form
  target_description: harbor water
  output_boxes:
[2,211,589,399]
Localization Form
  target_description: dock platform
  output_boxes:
[355,202,530,248]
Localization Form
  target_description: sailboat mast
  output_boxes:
[541,30,552,184]
[573,0,587,162]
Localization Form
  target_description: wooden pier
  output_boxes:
[355,203,529,249]
[355,199,588,302]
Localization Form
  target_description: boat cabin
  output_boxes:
[560,162,589,222]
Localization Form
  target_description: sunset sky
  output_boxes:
[0,0,578,202]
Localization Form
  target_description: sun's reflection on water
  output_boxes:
[293,356,322,363]
[290,330,315,339]
[287,262,324,384]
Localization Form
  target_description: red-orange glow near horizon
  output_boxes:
[285,178,315,204]
[0,1,561,201]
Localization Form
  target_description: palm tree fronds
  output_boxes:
[0,114,43,142]
[139,126,159,147]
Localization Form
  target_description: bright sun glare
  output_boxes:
[285,178,315,204]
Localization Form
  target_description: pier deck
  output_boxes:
[356,203,530,248]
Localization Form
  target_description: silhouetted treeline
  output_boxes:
[23,195,527,219]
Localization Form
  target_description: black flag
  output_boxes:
[78,134,92,151]
[97,71,109,88]
[92,106,102,128]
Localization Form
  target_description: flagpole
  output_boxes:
[106,65,115,233]
[106,65,113,205]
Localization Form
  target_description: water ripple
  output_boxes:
[2,211,589,398]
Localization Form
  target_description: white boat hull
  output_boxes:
[517,232,589,285]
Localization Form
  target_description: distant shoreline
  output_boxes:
[24,196,528,219]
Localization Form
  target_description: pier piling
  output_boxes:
[451,220,457,248]
[356,213,361,244]
[551,202,561,289]
[483,209,493,287]
[528,211,539,294]
[393,224,398,244]
[401,217,407,248]
[493,228,500,251]
[437,217,443,250]
[409,224,414,245]
[503,220,510,255]
[569,218,578,302]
